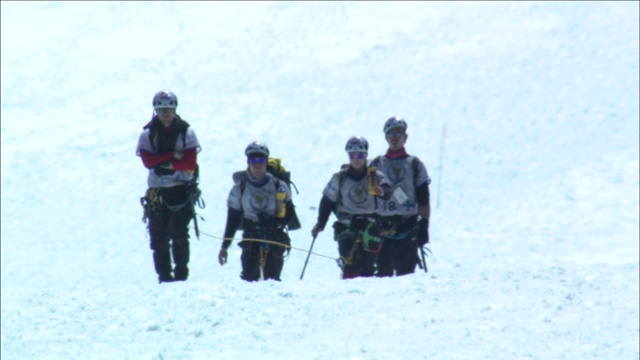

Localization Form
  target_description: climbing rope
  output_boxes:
[190,226,337,261]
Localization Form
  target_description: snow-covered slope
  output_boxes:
[2,2,638,359]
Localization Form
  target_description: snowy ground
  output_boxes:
[1,2,639,359]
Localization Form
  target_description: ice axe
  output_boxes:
[418,246,429,273]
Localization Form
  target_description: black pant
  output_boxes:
[147,185,193,282]
[240,224,290,282]
[376,216,418,277]
[376,239,418,277]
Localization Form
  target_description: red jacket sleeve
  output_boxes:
[140,148,197,171]
[172,148,197,171]
[140,150,174,168]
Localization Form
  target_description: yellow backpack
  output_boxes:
[231,157,301,230]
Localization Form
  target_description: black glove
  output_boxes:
[417,218,429,246]
[311,223,324,237]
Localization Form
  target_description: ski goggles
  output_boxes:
[348,152,366,160]
[249,156,267,164]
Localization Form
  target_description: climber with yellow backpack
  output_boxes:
[217,141,301,281]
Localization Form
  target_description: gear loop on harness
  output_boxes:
[140,188,163,223]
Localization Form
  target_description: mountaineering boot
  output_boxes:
[342,271,359,280]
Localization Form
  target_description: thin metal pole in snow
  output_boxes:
[299,234,318,280]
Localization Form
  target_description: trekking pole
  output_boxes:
[419,246,428,273]
[192,211,200,240]
[188,182,204,240]
[299,234,318,280]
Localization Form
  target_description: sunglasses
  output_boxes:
[386,130,405,138]
[349,152,366,160]
[249,157,267,164]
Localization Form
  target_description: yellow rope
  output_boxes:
[191,226,337,260]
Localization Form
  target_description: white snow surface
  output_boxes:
[1,2,639,359]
